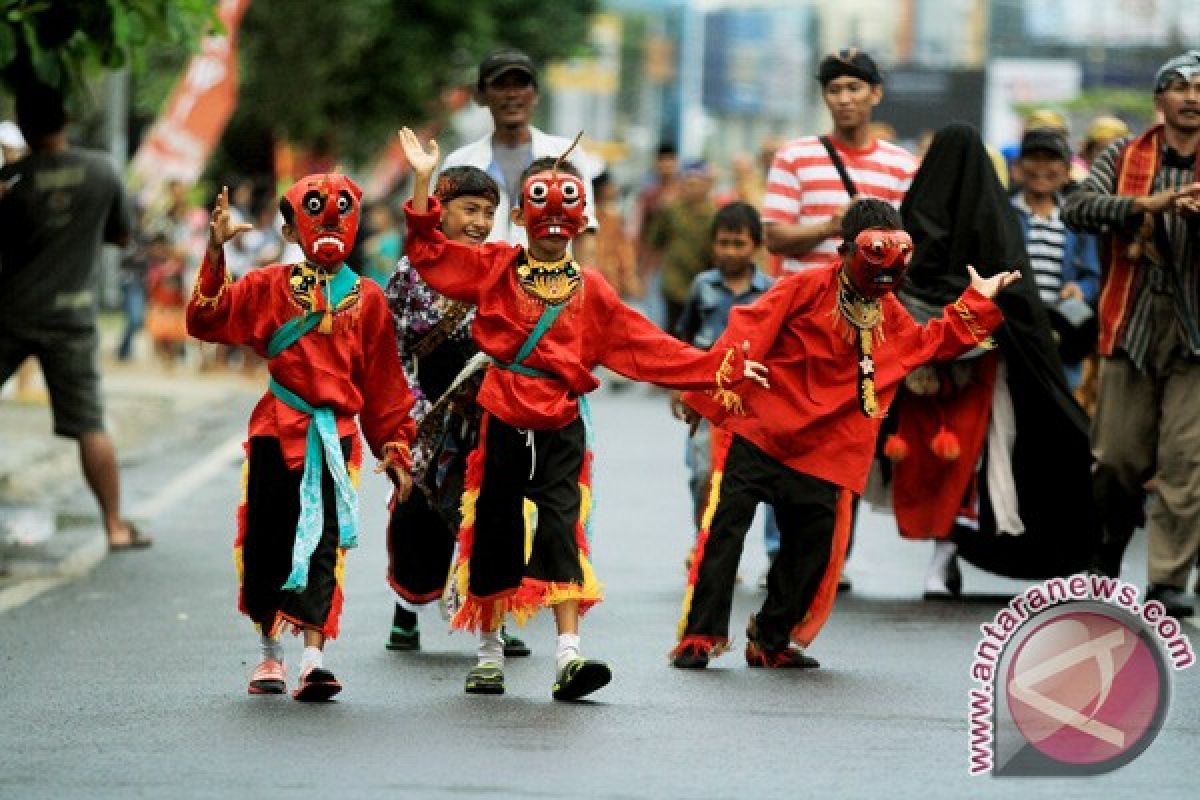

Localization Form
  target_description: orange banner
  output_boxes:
[129,0,251,202]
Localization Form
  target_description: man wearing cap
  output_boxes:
[1063,50,1200,616]
[762,48,917,274]
[439,48,600,263]
[1011,127,1100,385]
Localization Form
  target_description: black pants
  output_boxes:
[239,435,350,637]
[386,488,457,605]
[681,435,841,652]
[468,414,588,600]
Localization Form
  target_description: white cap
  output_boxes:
[0,121,26,150]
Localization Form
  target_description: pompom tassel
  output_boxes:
[883,434,910,462]
[931,428,961,461]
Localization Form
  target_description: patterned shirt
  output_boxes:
[763,135,917,273]
[1012,194,1067,305]
[1062,138,1200,370]
[384,255,476,418]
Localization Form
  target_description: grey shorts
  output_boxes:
[0,324,104,438]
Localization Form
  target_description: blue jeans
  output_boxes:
[117,278,145,361]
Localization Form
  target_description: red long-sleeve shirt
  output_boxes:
[404,199,746,431]
[186,250,416,469]
[684,266,1003,494]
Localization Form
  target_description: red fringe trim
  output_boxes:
[790,489,854,647]
[450,588,518,632]
[669,634,731,660]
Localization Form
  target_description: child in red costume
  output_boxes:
[397,127,768,700]
[187,180,416,702]
[671,198,1019,669]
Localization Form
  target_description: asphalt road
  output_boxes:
[1,385,1196,799]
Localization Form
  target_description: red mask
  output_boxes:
[521,170,587,241]
[845,229,913,298]
[284,173,363,268]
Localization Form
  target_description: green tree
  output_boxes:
[0,0,213,96]
[227,0,598,169]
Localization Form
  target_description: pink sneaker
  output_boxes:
[247,658,286,694]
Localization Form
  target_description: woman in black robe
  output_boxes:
[892,122,1099,590]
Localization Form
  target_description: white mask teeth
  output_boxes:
[313,235,345,253]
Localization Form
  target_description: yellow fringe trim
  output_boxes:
[710,347,745,414]
[191,269,230,310]
[675,468,725,640]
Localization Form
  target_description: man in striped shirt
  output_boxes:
[763,48,917,274]
[1063,50,1200,617]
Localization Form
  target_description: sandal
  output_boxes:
[108,521,153,551]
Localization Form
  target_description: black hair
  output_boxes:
[656,142,678,158]
[516,156,583,207]
[15,82,66,144]
[841,197,902,243]
[712,201,762,245]
[592,170,612,195]
[435,166,500,206]
[279,196,295,226]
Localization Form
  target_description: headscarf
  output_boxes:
[816,48,882,87]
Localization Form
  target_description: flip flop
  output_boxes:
[108,521,153,551]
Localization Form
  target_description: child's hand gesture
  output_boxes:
[398,127,439,177]
[387,465,413,504]
[967,265,1021,300]
[207,185,253,259]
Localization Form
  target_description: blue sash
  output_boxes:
[266,265,360,592]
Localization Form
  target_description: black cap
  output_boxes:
[477,49,538,91]
[816,48,882,87]
[1020,127,1071,162]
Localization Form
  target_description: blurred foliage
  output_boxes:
[0,0,214,96]
[226,0,598,168]
[1015,90,1157,135]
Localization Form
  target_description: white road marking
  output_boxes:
[129,433,244,520]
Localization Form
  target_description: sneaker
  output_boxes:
[671,646,710,669]
[1146,584,1195,618]
[292,666,342,702]
[501,627,531,658]
[744,614,819,669]
[247,658,286,695]
[464,662,505,695]
[552,658,612,701]
[386,626,420,651]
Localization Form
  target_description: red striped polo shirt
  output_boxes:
[763,135,917,273]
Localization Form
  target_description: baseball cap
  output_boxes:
[1020,128,1071,162]
[477,49,538,91]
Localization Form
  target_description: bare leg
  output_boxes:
[78,431,141,546]
[303,629,325,650]
[552,598,580,635]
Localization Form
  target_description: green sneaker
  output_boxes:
[386,626,420,651]
[501,627,531,658]
[464,662,505,695]
[552,658,611,701]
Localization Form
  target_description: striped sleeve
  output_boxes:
[1062,138,1137,233]
[763,149,803,224]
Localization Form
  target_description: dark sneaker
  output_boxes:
[671,647,710,669]
[745,614,820,669]
[552,658,612,701]
[464,663,505,695]
[292,667,342,702]
[501,627,531,658]
[386,626,420,651]
[1146,584,1195,618]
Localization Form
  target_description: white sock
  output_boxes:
[301,646,323,671]
[556,633,581,672]
[477,630,505,667]
[260,635,283,663]
[925,540,959,590]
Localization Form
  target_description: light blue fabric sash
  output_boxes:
[266,265,360,592]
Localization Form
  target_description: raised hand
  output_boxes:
[207,185,253,257]
[967,264,1021,299]
[397,127,439,177]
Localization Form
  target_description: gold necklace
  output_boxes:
[833,271,884,417]
[517,252,582,304]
